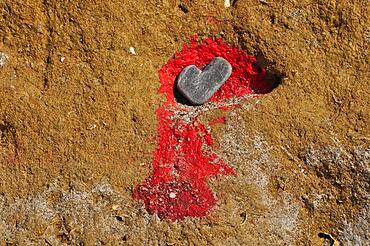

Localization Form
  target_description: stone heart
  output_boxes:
[176,57,232,105]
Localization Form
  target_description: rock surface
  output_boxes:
[0,0,368,244]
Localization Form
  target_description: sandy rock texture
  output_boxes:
[0,0,369,245]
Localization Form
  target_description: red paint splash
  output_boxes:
[134,37,275,221]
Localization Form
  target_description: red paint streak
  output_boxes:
[134,37,274,221]
[209,117,226,126]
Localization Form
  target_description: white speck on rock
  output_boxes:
[224,0,231,8]
[60,56,65,63]
[129,47,136,55]
[169,192,176,199]
[88,124,97,130]
[0,52,9,67]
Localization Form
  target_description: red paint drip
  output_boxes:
[134,37,274,221]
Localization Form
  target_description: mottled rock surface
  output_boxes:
[0,0,368,245]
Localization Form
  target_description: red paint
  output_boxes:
[209,117,226,126]
[134,37,274,221]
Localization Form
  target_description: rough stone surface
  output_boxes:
[176,57,232,105]
[0,0,368,244]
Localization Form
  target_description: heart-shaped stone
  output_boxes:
[176,57,232,105]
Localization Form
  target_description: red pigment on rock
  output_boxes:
[134,37,273,221]
[209,117,226,126]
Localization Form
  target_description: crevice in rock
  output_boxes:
[42,0,54,91]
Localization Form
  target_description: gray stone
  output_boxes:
[176,57,232,105]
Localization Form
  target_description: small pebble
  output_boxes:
[176,57,232,105]
[169,192,176,199]
[224,0,231,8]
[88,124,97,130]
[129,47,136,55]
[0,52,9,67]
